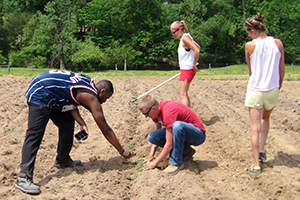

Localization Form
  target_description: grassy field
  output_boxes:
[0,64,299,80]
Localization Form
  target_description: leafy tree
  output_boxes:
[32,0,79,69]
[79,0,172,65]
[121,0,174,63]
[15,14,39,49]
[78,0,120,47]
[2,12,33,51]
[9,47,46,67]
[160,2,180,61]
[2,0,51,14]
[0,50,7,64]
[200,14,233,63]
[196,0,265,64]
[178,0,208,63]
[70,38,103,71]
[101,40,139,69]
[1,0,299,69]
[0,2,9,57]
[261,0,300,64]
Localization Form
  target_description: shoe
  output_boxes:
[55,159,83,169]
[15,177,41,194]
[259,150,267,162]
[183,147,196,162]
[164,164,185,175]
[248,164,261,174]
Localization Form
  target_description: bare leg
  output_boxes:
[180,80,190,107]
[249,107,263,167]
[260,107,274,151]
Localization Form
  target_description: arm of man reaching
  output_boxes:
[75,92,131,159]
[70,108,88,136]
[145,127,173,169]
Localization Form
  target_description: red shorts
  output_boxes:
[179,69,196,84]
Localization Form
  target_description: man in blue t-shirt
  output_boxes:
[15,70,131,195]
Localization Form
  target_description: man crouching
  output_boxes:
[139,95,206,175]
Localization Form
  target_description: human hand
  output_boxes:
[193,65,199,72]
[121,149,131,159]
[80,125,89,134]
[144,162,156,170]
[81,125,89,140]
[143,156,154,164]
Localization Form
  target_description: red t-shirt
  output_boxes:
[152,100,206,132]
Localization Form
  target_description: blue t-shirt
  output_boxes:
[25,70,98,112]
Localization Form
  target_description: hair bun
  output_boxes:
[255,13,264,22]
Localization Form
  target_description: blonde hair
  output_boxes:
[172,20,189,33]
[245,12,267,33]
[138,95,158,110]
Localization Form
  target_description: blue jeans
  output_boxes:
[148,121,206,166]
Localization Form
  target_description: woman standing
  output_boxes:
[244,13,285,174]
[170,20,200,107]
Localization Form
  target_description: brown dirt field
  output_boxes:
[0,74,299,200]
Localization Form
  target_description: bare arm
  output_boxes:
[245,41,256,76]
[144,122,161,163]
[143,144,158,163]
[154,121,161,130]
[76,92,131,158]
[70,108,88,134]
[145,127,173,169]
[183,35,200,72]
[275,39,285,89]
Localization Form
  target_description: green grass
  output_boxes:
[0,64,299,80]
[199,64,249,75]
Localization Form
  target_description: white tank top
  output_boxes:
[178,33,194,70]
[248,36,281,91]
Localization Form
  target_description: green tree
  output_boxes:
[79,0,172,65]
[2,12,33,51]
[0,50,7,64]
[121,0,172,63]
[70,38,103,71]
[178,0,209,63]
[261,0,300,64]
[78,0,121,47]
[1,0,299,69]
[15,14,39,49]
[32,0,79,69]
[101,40,139,69]
[200,14,233,63]
[2,0,51,14]
[0,1,9,58]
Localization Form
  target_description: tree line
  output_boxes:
[0,0,299,71]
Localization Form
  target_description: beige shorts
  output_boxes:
[245,88,279,110]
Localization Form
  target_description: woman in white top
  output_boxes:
[244,13,285,174]
[170,20,200,107]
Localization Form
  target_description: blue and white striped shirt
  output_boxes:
[25,70,98,112]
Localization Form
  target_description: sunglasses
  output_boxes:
[171,29,179,34]
[142,104,156,116]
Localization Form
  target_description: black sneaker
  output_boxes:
[15,177,41,194]
[55,159,83,169]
